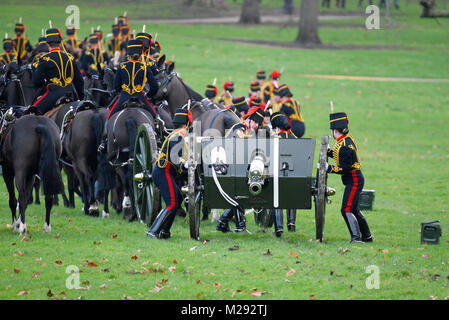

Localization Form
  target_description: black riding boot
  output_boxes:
[216,209,233,233]
[274,209,283,237]
[234,208,246,233]
[343,211,363,243]
[287,209,296,232]
[356,211,373,242]
[147,208,172,239]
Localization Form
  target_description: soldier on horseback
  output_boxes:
[63,25,82,62]
[80,34,110,76]
[146,107,191,239]
[0,36,16,67]
[30,27,84,115]
[12,20,33,62]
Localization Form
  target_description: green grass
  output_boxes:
[1,1,449,300]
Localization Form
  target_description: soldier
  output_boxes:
[0,36,16,67]
[63,25,81,61]
[262,69,280,104]
[119,23,131,57]
[146,108,191,239]
[325,112,373,243]
[31,37,49,71]
[149,41,161,60]
[217,80,234,106]
[80,34,110,76]
[204,84,218,103]
[135,32,158,74]
[279,84,305,138]
[108,23,122,58]
[232,96,249,119]
[12,20,33,61]
[31,27,84,114]
[270,112,297,237]
[249,80,260,98]
[94,28,105,52]
[106,39,159,120]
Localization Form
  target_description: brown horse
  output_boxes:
[1,115,64,235]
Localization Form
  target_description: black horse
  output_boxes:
[106,100,157,221]
[1,115,64,235]
[62,104,113,217]
[84,67,115,107]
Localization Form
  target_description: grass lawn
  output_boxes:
[0,1,448,300]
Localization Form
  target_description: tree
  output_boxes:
[239,0,261,24]
[295,0,321,46]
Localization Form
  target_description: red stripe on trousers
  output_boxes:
[32,86,49,107]
[165,163,176,210]
[107,96,120,119]
[345,171,358,213]
[142,92,156,116]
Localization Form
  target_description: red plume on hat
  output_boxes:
[271,70,281,79]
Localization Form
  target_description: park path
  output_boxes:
[132,14,362,25]
[299,74,449,83]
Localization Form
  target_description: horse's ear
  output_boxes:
[167,62,175,74]
[157,54,166,68]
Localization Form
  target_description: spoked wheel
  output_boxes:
[188,164,203,240]
[314,135,329,242]
[133,123,161,225]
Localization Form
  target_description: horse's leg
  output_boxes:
[43,194,53,232]
[102,189,110,218]
[16,173,34,235]
[34,177,41,205]
[2,165,18,230]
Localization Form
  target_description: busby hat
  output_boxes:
[205,84,218,99]
[127,39,143,55]
[121,24,130,35]
[46,28,63,43]
[270,112,291,131]
[173,108,192,126]
[15,23,25,34]
[223,80,234,93]
[232,96,249,113]
[136,32,152,50]
[249,97,262,108]
[88,33,98,45]
[329,112,349,130]
[278,84,292,98]
[118,15,128,26]
[94,29,104,40]
[3,37,13,51]
[246,106,265,125]
[150,41,161,55]
[250,81,260,92]
[256,69,266,80]
[112,24,120,36]
[36,37,49,53]
[66,25,76,36]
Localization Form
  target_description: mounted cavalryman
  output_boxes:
[0,36,16,67]
[12,20,33,62]
[31,37,49,71]
[63,25,82,61]
[80,34,110,77]
[135,31,158,75]
[326,112,373,243]
[108,23,122,59]
[30,27,84,115]
[146,107,191,239]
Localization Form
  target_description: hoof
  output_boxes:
[102,210,110,219]
[43,223,51,233]
[18,222,27,236]
[12,219,20,232]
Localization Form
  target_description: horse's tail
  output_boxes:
[95,113,115,191]
[35,125,64,195]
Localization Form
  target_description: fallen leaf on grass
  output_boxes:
[55,259,63,265]
[189,246,198,251]
[229,245,240,251]
[14,268,20,274]
[110,233,118,239]
[131,255,138,260]
[285,269,296,277]
[32,272,42,279]
[264,249,272,256]
[288,252,298,259]
[99,284,108,290]
[84,260,98,267]
[196,279,204,285]
[168,266,176,273]
[17,290,30,296]
[47,289,53,297]
[309,294,317,300]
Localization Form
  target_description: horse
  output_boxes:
[0,115,64,235]
[84,67,115,107]
[62,103,113,217]
[0,61,35,107]
[106,99,157,221]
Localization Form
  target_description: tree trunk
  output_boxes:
[239,0,261,24]
[295,0,321,45]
